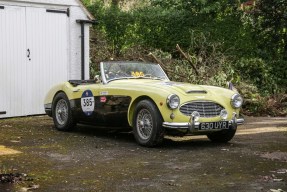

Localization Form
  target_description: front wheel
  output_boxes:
[52,92,76,131]
[133,100,164,147]
[207,126,237,143]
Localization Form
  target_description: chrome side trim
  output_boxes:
[44,103,52,117]
[44,103,52,110]
[162,122,190,129]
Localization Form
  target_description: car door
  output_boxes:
[92,85,131,127]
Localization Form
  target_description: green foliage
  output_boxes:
[134,0,257,57]
[150,0,238,14]
[133,7,192,52]
[249,0,287,59]
[235,58,270,90]
[86,1,136,56]
[270,60,287,91]
[101,7,135,55]
[87,0,256,55]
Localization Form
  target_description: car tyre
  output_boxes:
[52,92,76,131]
[207,127,236,143]
[133,100,164,147]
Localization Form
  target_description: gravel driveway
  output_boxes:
[0,116,286,192]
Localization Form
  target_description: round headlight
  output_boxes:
[231,94,243,108]
[167,94,180,109]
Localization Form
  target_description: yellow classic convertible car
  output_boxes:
[44,61,244,147]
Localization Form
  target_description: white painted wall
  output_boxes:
[69,6,91,80]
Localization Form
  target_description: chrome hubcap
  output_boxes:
[136,109,153,140]
[55,99,68,125]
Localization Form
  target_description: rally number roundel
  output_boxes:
[81,90,95,116]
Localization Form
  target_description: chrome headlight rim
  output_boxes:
[231,93,243,109]
[167,94,180,109]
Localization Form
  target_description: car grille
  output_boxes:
[179,101,224,117]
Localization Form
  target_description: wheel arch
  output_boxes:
[52,90,67,102]
[127,96,163,127]
[44,82,74,105]
[51,91,69,115]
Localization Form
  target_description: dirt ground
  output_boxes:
[0,116,286,192]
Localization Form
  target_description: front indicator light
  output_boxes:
[170,113,175,120]
[220,109,228,120]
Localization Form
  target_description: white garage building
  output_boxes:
[0,0,95,118]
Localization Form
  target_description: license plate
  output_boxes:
[199,121,229,130]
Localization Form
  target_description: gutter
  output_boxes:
[76,19,98,80]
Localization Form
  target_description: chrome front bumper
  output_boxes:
[162,113,244,132]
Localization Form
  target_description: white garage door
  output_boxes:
[0,6,27,118]
[0,5,68,118]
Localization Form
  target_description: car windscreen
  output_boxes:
[102,62,169,82]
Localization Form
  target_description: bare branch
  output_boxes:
[148,52,167,70]
[139,57,147,63]
[148,52,186,79]
[176,44,199,76]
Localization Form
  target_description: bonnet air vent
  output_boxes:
[186,90,207,94]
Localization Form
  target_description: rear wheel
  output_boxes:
[207,126,237,143]
[52,92,76,131]
[133,100,164,147]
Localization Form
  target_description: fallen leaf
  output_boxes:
[273,178,284,182]
[270,189,285,192]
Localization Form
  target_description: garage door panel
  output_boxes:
[0,6,69,118]
[0,6,27,118]
[26,7,68,115]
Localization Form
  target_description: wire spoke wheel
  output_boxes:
[55,99,68,125]
[133,100,164,147]
[52,92,76,131]
[136,109,153,140]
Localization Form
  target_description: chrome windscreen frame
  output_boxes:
[100,62,108,84]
